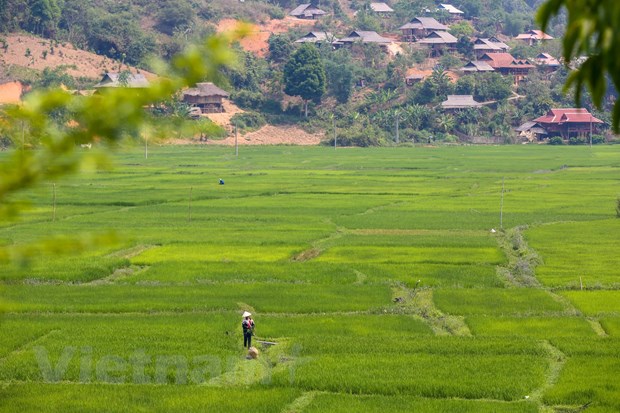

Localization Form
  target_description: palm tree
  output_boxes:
[403,104,429,130]
[465,122,479,137]
[371,110,391,130]
[435,113,456,134]
[429,66,452,100]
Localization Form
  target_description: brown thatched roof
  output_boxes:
[399,17,448,31]
[183,82,229,98]
[290,4,327,18]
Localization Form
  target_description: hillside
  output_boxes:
[0,34,152,81]
[1,0,616,146]
[212,124,323,145]
[216,17,316,57]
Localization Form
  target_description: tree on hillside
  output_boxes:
[268,34,294,64]
[402,104,431,131]
[473,72,512,102]
[156,0,194,35]
[504,14,526,37]
[459,0,482,19]
[414,66,454,104]
[517,71,554,117]
[392,0,435,21]
[538,0,620,132]
[324,49,354,104]
[385,53,409,91]
[29,0,63,37]
[354,9,381,32]
[37,66,75,89]
[449,21,474,38]
[454,107,483,136]
[283,44,326,118]
[455,75,475,95]
[87,12,156,65]
[58,0,92,46]
[225,50,267,92]
[434,113,455,134]
[0,0,30,32]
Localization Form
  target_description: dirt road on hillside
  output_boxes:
[208,124,323,145]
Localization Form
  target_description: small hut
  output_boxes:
[182,83,229,114]
[515,121,548,142]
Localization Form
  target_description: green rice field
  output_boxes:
[1,145,619,412]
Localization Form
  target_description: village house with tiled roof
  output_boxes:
[289,4,327,19]
[441,95,482,111]
[533,108,604,139]
[437,3,464,19]
[515,29,554,45]
[335,31,392,47]
[477,53,534,84]
[461,60,495,73]
[473,37,510,58]
[398,17,448,42]
[419,31,458,56]
[535,52,561,74]
[369,2,394,17]
[295,32,337,45]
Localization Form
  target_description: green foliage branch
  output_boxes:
[0,26,248,259]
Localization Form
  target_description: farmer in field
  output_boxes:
[242,311,255,348]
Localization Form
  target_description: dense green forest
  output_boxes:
[1,0,617,145]
[1,0,557,66]
[0,0,287,64]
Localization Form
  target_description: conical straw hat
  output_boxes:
[242,311,252,317]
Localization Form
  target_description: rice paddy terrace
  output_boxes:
[1,145,619,412]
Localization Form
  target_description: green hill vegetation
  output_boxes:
[0,0,617,144]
